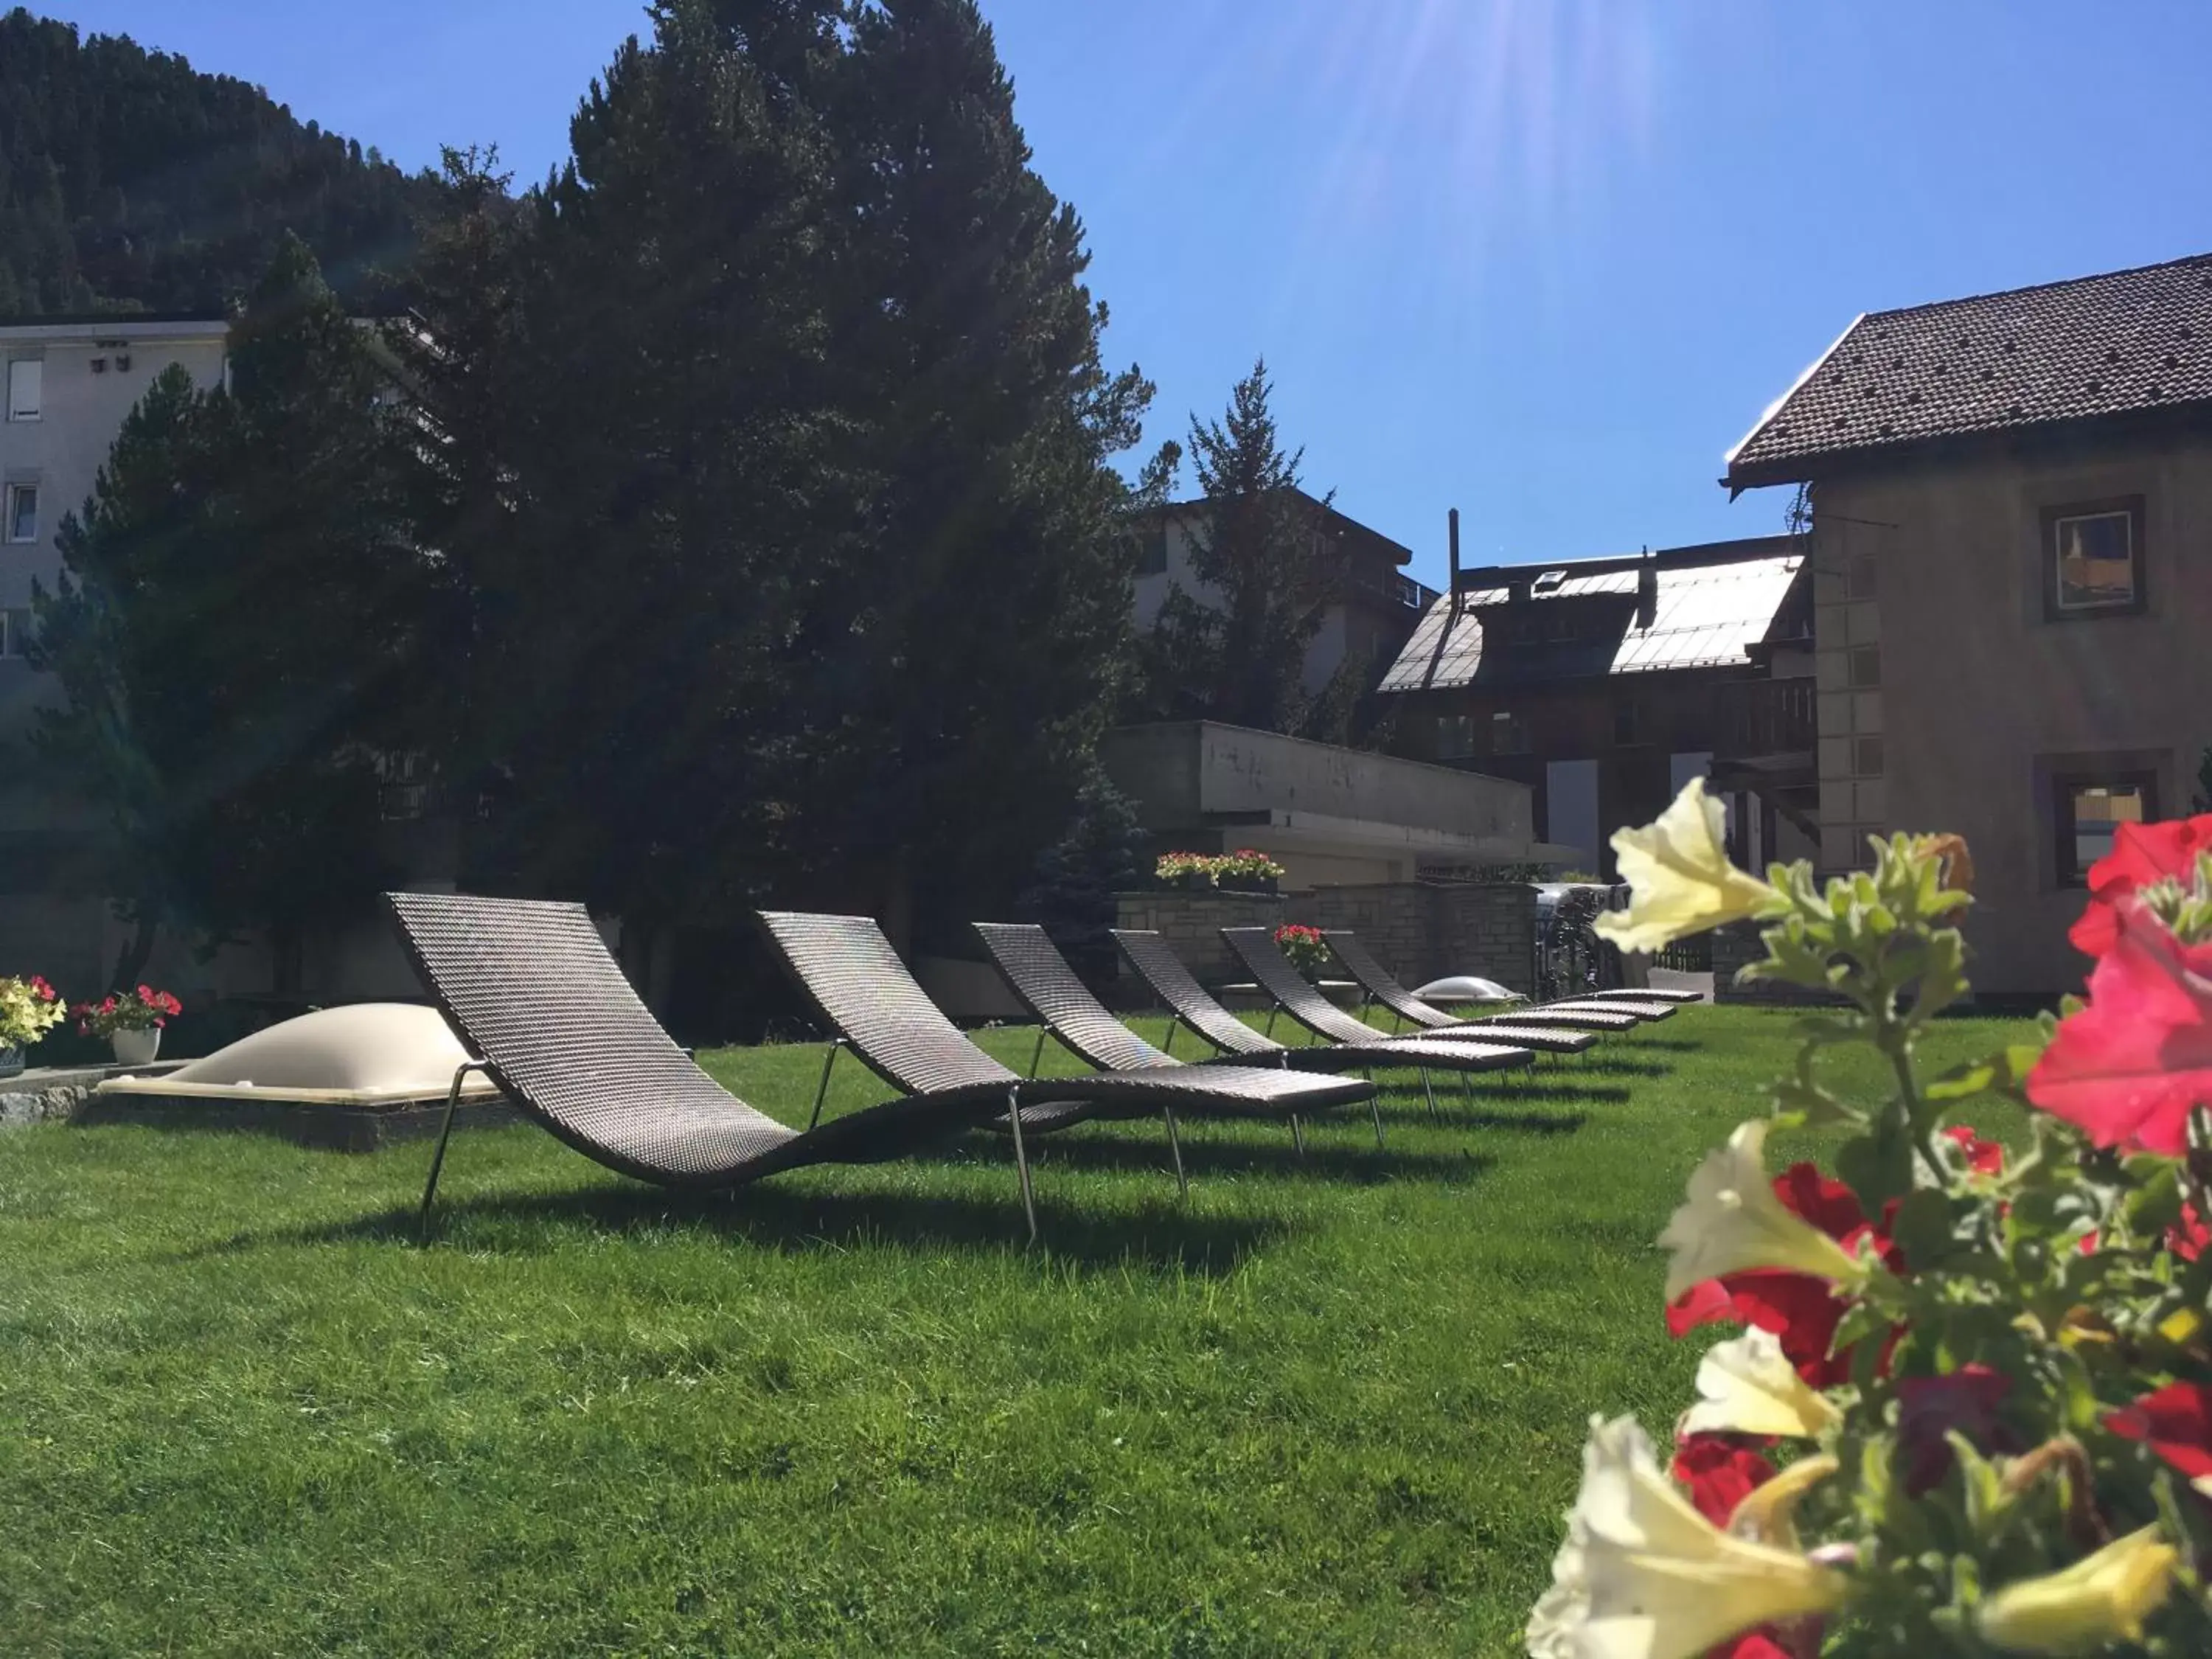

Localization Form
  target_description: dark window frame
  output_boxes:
[2052,768,2159,888]
[1490,710,1530,757]
[2042,495,2146,622]
[1135,526,1169,577]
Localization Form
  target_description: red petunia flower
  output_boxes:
[1668,1162,1905,1387]
[1895,1365,2015,1495]
[2070,815,2212,959]
[1671,1433,1777,1527]
[2171,1205,2210,1262]
[1941,1124,2005,1175]
[2105,1382,2212,1484]
[2028,898,2212,1155]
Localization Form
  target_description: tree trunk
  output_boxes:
[108,911,157,993]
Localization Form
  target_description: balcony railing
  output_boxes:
[1715,677,1816,759]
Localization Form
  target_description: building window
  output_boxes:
[2054,772,2157,886]
[1436,714,1475,760]
[4,484,37,543]
[5,359,40,422]
[1135,526,1168,577]
[1854,735,1884,776]
[0,608,30,658]
[1848,644,1880,688]
[2043,497,2145,619]
[1845,554,1877,600]
[1491,711,1530,756]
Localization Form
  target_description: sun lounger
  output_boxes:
[973,921,1396,1151]
[386,891,1073,1239]
[754,910,1376,1225]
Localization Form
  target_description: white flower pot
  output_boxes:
[111,1027,160,1066]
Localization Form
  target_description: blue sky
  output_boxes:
[49,0,2212,588]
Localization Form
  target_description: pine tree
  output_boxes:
[471,0,852,953]
[1137,359,1338,735]
[32,238,428,979]
[799,0,1160,944]
[1018,765,1147,979]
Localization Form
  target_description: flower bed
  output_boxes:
[1528,778,2212,1656]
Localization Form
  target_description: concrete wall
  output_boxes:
[1105,721,1534,842]
[1812,428,2212,995]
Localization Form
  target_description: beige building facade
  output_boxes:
[1728,252,2212,997]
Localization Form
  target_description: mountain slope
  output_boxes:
[0,7,439,316]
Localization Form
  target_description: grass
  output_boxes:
[0,1004,2039,1656]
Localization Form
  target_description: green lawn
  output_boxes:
[0,1005,2037,1656]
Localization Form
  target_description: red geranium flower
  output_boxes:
[2028,897,2212,1155]
[1671,1433,1775,1526]
[1895,1365,2015,1495]
[1668,1161,1905,1387]
[2105,1382,2212,1483]
[1941,1124,2004,1175]
[2070,814,2212,958]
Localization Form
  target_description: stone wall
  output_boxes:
[1711,920,1837,1004]
[0,1061,186,1129]
[1111,889,1289,987]
[1305,883,1534,994]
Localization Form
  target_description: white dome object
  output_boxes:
[1412,975,1520,1004]
[164,1003,476,1093]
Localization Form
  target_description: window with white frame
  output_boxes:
[4,483,37,544]
[5,359,41,422]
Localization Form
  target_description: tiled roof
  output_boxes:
[1378,540,1802,694]
[1725,251,2212,487]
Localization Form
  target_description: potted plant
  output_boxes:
[1155,851,1217,891]
[1273,922,1328,979]
[74,984,181,1066]
[1216,849,1287,895]
[0,974,66,1078]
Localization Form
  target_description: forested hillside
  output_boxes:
[0,7,437,315]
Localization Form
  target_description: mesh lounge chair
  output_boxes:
[1108,928,1539,1122]
[1324,931,1674,1043]
[973,921,1394,1153]
[754,911,1376,1223]
[1578,987,1705,1004]
[386,891,1078,1240]
[1221,924,1615,1085]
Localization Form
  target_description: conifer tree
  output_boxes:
[1138,359,1339,735]
[32,238,427,981]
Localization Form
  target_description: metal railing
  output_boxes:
[1715,677,1816,758]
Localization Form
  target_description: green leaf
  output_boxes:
[1924,1043,2047,1104]
[1837,1114,1916,1211]
[1890,1189,1958,1270]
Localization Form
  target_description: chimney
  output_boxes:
[1635,546,1658,631]
[1447,507,1461,605]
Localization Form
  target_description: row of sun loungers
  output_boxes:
[385,892,1697,1242]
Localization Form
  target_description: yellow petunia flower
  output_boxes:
[1526,1415,1848,1659]
[1681,1328,1842,1441]
[1976,1526,2177,1653]
[1593,777,1781,953]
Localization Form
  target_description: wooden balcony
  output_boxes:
[1714,677,1815,762]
